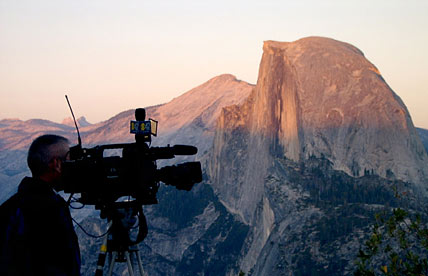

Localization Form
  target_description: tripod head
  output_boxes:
[101,201,148,256]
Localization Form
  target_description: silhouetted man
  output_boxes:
[0,134,81,275]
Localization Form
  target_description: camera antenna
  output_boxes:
[65,95,82,146]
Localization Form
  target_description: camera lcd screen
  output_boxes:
[130,119,158,136]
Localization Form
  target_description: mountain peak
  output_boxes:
[207,74,239,82]
[152,74,254,134]
[61,116,91,128]
[214,37,428,189]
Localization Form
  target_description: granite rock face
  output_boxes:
[264,38,428,185]
[209,37,428,274]
[212,37,428,203]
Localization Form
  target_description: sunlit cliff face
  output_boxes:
[213,37,428,190]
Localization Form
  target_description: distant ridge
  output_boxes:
[0,118,74,150]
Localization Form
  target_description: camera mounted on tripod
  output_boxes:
[61,105,203,248]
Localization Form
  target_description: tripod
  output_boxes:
[107,248,145,276]
[95,205,147,276]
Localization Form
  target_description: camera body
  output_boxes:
[61,108,202,210]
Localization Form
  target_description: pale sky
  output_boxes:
[1,0,427,128]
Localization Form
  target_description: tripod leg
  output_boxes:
[125,251,135,276]
[107,252,117,276]
[95,233,109,276]
[135,251,145,276]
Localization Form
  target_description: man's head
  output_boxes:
[27,134,70,188]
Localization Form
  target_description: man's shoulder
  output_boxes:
[0,177,62,216]
[18,177,61,203]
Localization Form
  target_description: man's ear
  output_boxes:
[51,158,62,174]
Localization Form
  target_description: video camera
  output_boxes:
[61,108,202,208]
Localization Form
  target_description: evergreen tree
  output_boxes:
[355,208,428,276]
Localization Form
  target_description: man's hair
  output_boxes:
[27,134,69,177]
